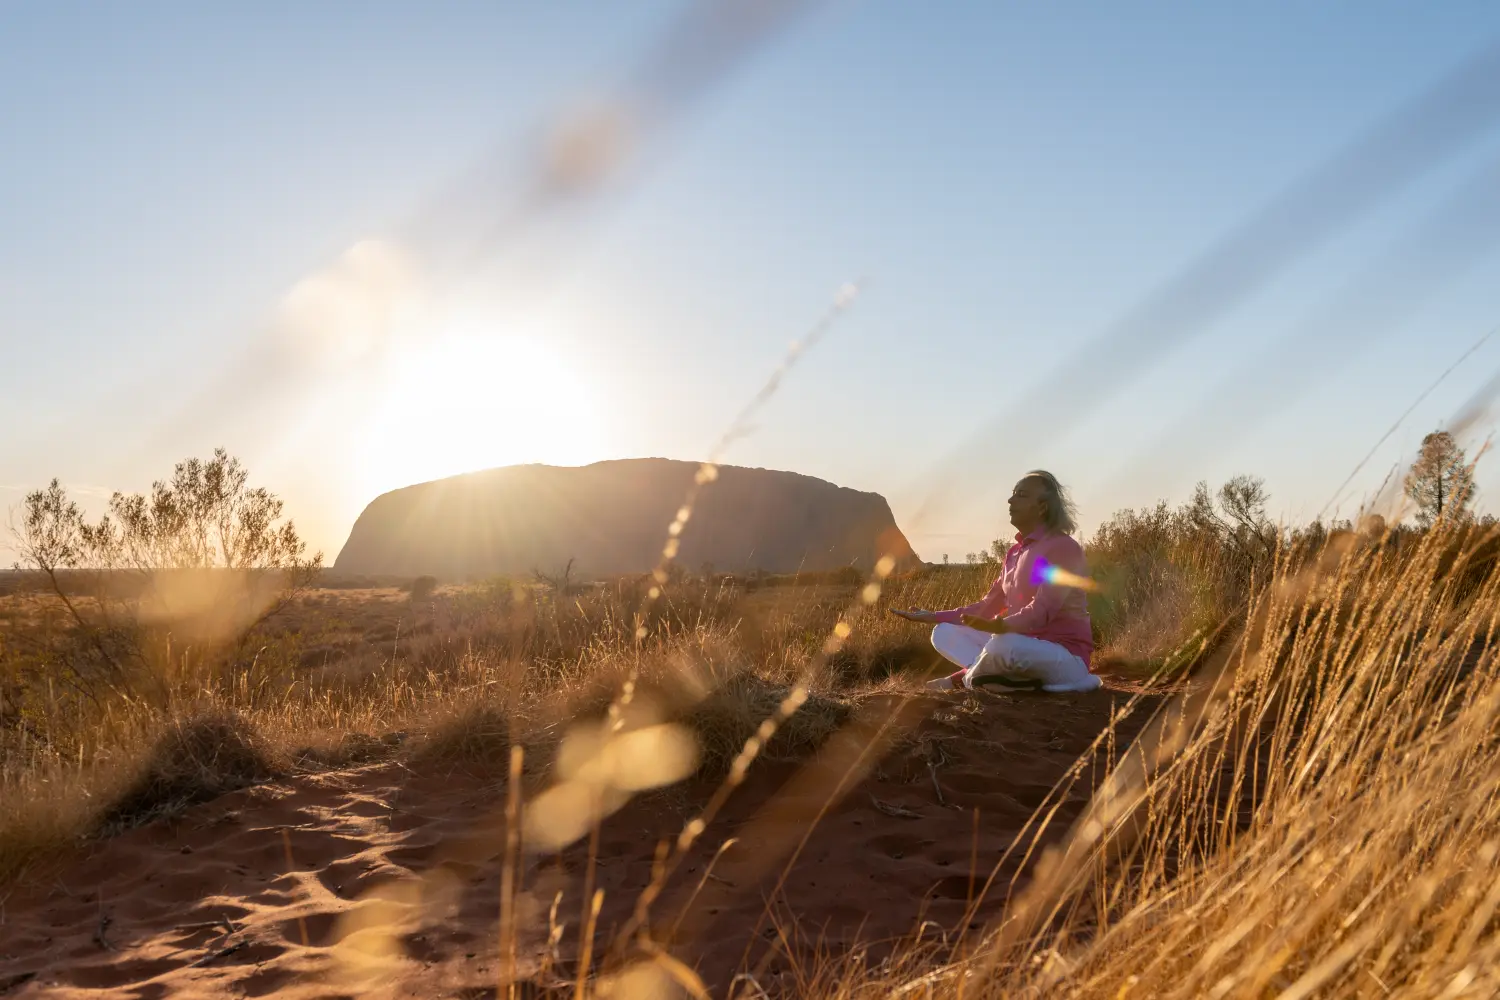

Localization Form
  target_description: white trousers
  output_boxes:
[930,624,1101,693]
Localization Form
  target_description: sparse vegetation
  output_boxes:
[1082,474,1280,672]
[5,450,1500,999]
[0,474,884,883]
[821,496,1500,998]
[9,449,321,703]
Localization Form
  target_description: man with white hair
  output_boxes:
[892,471,1101,693]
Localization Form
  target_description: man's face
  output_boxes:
[1008,478,1046,531]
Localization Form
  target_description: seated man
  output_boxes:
[892,470,1100,693]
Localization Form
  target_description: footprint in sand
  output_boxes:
[232,965,297,997]
[941,770,1052,808]
[244,887,302,907]
[864,832,937,860]
[314,857,418,899]
[925,874,980,900]
[63,957,188,990]
[382,842,439,869]
[228,829,368,871]
[278,909,344,947]
[401,929,447,964]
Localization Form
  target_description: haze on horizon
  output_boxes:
[6,1,1500,566]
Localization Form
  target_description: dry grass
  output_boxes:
[0,571,910,883]
[808,519,1500,998]
[0,528,1290,891]
[6,514,1500,998]
[94,711,283,834]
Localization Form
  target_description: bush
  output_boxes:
[1084,476,1275,671]
[95,711,282,834]
[10,449,322,701]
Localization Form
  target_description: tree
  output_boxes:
[12,449,321,695]
[1404,431,1474,528]
[532,557,578,595]
[1217,474,1276,557]
[969,536,1010,565]
[1181,475,1275,561]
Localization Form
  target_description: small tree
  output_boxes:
[1404,431,1474,528]
[12,449,321,696]
[1217,474,1276,557]
[1180,476,1275,562]
[532,557,577,595]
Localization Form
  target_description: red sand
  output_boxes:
[0,686,1160,998]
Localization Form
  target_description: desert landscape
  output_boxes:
[3,448,1499,997]
[6,4,1500,998]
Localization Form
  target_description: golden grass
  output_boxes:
[6,516,1500,998]
[805,520,1500,998]
[0,571,957,884]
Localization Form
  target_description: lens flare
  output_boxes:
[277,240,421,365]
[328,869,460,987]
[597,961,679,999]
[1030,558,1100,592]
[525,719,701,851]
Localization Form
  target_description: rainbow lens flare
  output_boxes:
[1030,557,1100,592]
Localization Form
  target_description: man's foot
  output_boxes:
[926,670,968,691]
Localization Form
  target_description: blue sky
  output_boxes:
[5,1,1500,563]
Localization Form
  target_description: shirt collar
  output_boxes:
[1014,526,1048,545]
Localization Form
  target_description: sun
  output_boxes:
[354,330,601,497]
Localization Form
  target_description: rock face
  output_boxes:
[333,459,919,579]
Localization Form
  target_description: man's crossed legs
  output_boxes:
[927,623,1101,693]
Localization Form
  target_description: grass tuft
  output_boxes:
[684,672,852,775]
[410,702,515,768]
[94,711,282,834]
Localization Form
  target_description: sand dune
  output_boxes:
[0,686,1160,998]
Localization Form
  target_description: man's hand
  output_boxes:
[890,609,938,624]
[960,614,1008,634]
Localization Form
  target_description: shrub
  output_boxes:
[95,711,282,834]
[10,449,321,701]
[1084,476,1275,671]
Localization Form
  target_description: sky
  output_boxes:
[6,1,1500,565]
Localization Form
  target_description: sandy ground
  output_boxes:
[0,685,1162,998]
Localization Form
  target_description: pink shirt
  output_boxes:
[932,528,1095,667]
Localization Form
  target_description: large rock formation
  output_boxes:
[333,459,919,579]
